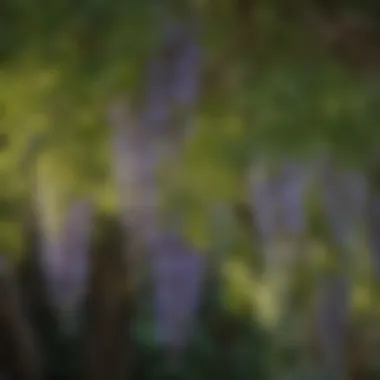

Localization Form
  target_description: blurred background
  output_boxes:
[1,0,380,379]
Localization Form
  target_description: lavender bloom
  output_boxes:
[249,163,282,243]
[142,20,200,141]
[277,163,308,236]
[320,167,367,249]
[109,16,205,352]
[146,20,204,350]
[44,198,93,333]
[108,101,159,244]
[150,233,205,348]
[248,161,308,262]
[166,22,200,110]
[314,273,350,379]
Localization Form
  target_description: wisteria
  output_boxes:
[151,233,205,349]
[248,160,308,272]
[109,16,205,353]
[45,199,94,333]
[3,1,380,379]
[320,165,367,250]
[314,273,350,379]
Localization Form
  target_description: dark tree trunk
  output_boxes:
[83,214,132,380]
[0,257,43,380]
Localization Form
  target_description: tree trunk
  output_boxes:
[83,214,131,380]
[0,257,43,380]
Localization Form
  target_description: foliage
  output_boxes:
[1,0,380,379]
